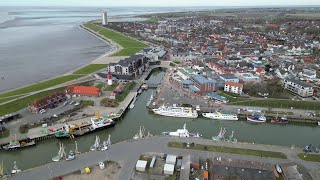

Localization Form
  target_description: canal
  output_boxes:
[0,70,320,171]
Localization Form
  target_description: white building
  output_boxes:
[136,160,147,172]
[102,12,108,25]
[166,155,177,165]
[224,81,243,95]
[283,78,314,97]
[164,164,175,175]
[219,74,239,83]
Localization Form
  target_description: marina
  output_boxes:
[1,70,320,172]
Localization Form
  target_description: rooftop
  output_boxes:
[285,78,313,88]
[225,81,243,88]
[219,74,238,79]
[192,74,216,84]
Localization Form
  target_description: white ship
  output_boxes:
[162,123,202,138]
[152,105,198,118]
[202,112,238,121]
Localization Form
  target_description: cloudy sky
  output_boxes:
[1,0,320,7]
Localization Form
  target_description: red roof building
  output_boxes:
[66,85,101,97]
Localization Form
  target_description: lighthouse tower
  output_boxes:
[107,72,112,86]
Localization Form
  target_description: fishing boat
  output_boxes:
[129,96,137,109]
[100,141,108,151]
[65,150,75,161]
[247,113,266,123]
[11,161,21,175]
[271,113,288,124]
[202,111,238,121]
[133,126,145,140]
[161,123,202,138]
[52,142,66,162]
[276,165,283,174]
[90,111,115,132]
[212,127,227,141]
[2,135,36,150]
[90,135,100,151]
[152,105,198,118]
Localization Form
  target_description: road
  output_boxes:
[9,136,316,180]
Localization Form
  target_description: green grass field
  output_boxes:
[232,99,320,110]
[116,82,137,102]
[0,75,83,104]
[0,129,10,139]
[95,83,104,89]
[84,23,148,56]
[0,87,66,116]
[104,82,119,91]
[298,153,320,162]
[168,142,287,159]
[218,92,247,102]
[73,64,107,75]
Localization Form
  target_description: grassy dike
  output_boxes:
[298,153,320,162]
[168,142,287,159]
[83,22,148,56]
[0,75,83,104]
[0,87,66,116]
[73,64,107,75]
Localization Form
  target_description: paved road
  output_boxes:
[9,136,316,180]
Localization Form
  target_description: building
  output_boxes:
[66,85,101,97]
[207,93,229,103]
[219,74,239,83]
[239,73,261,83]
[29,92,66,113]
[164,164,175,175]
[136,160,147,172]
[283,78,314,97]
[189,75,216,94]
[108,55,149,80]
[102,12,108,25]
[166,155,177,165]
[107,72,113,86]
[224,81,243,95]
[167,25,177,33]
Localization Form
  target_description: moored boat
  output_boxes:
[161,123,202,138]
[65,150,75,161]
[152,105,198,118]
[247,115,266,123]
[202,111,238,121]
[271,114,288,124]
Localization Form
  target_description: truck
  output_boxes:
[203,170,208,180]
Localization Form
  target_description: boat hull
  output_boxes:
[202,113,238,121]
[247,118,266,123]
[153,110,198,118]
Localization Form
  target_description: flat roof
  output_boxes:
[213,165,275,180]
[166,155,177,163]
[219,74,238,79]
[285,78,313,88]
[136,160,147,168]
[164,163,175,171]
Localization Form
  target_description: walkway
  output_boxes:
[9,136,316,180]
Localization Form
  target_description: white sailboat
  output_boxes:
[52,142,66,162]
[11,161,21,175]
[133,126,145,140]
[74,141,80,154]
[65,150,75,161]
[212,127,227,141]
[90,136,100,151]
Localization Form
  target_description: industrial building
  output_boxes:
[189,75,216,94]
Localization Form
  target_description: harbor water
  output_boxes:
[0,71,320,171]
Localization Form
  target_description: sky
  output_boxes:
[0,0,320,7]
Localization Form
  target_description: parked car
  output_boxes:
[69,101,74,105]
[39,109,46,114]
[53,114,58,118]
[74,102,80,106]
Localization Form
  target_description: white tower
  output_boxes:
[107,72,112,86]
[102,12,108,25]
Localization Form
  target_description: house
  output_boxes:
[239,73,261,83]
[283,78,314,97]
[66,85,101,97]
[189,75,216,94]
[108,55,149,80]
[301,69,316,79]
[224,81,243,95]
[29,92,66,113]
[219,74,239,83]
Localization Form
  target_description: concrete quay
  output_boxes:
[9,136,316,180]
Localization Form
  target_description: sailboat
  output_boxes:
[65,150,75,161]
[11,161,21,174]
[52,142,66,162]
[90,136,100,151]
[74,141,80,154]
[212,127,227,141]
[133,126,145,140]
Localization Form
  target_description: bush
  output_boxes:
[82,100,94,106]
[100,98,119,107]
[19,124,29,134]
